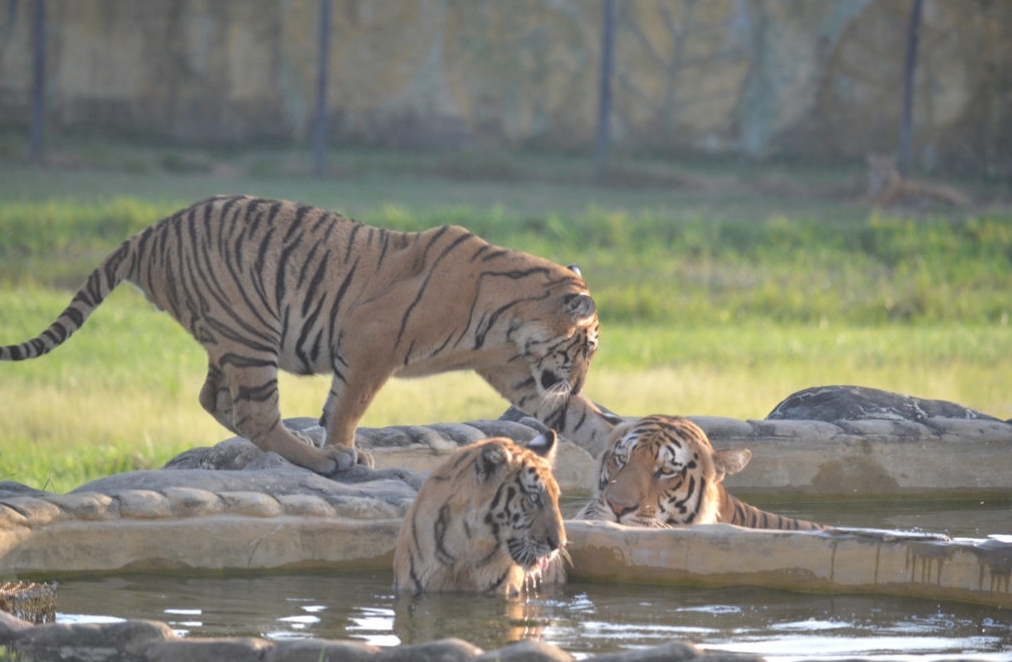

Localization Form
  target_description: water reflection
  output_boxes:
[53,570,1012,659]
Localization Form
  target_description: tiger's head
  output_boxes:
[866,153,901,196]
[511,264,599,400]
[576,415,751,528]
[393,431,567,596]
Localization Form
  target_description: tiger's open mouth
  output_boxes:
[540,370,562,391]
[507,539,554,569]
[540,369,583,396]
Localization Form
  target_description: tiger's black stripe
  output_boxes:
[3,194,611,477]
[393,435,564,595]
[581,415,826,531]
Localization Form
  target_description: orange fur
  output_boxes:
[866,154,969,209]
[393,432,565,596]
[577,415,824,530]
[0,195,616,474]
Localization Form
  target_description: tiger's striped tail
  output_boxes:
[0,239,134,361]
[721,491,826,531]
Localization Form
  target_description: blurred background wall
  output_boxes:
[0,0,1009,176]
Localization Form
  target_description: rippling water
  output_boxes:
[54,568,1012,659]
[52,500,1012,660]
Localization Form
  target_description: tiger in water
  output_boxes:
[393,431,565,596]
[0,195,618,474]
[577,415,825,530]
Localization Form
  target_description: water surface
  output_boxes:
[54,567,1012,660]
[52,499,1012,659]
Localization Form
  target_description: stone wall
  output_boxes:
[1,0,1010,173]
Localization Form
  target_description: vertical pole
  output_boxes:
[313,0,331,177]
[898,0,923,176]
[30,0,45,162]
[595,0,615,180]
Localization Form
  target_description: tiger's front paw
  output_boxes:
[320,444,375,475]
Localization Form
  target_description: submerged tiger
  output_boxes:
[577,415,825,530]
[0,195,617,474]
[393,431,565,596]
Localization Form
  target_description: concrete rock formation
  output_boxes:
[766,385,1005,423]
[0,613,755,662]
[0,388,1010,660]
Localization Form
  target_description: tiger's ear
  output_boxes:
[567,264,583,277]
[563,293,596,320]
[476,442,511,482]
[712,448,751,483]
[525,430,557,464]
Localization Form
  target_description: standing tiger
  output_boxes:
[0,195,617,475]
[393,431,565,596]
[577,415,824,530]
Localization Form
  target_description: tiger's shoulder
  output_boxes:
[393,431,567,596]
[577,415,824,530]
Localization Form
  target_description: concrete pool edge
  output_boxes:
[361,415,1012,499]
[0,410,1009,609]
[0,503,1009,608]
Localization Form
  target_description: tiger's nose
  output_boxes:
[606,496,637,520]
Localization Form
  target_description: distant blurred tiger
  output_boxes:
[577,415,825,530]
[393,431,565,596]
[866,153,969,209]
[0,194,617,475]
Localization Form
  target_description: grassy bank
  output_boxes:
[1,148,1010,491]
[3,166,1012,327]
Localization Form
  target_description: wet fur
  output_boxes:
[393,432,566,596]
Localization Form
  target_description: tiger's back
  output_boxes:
[577,415,824,530]
[393,431,565,596]
[1,195,617,474]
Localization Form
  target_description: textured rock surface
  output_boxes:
[0,611,758,662]
[566,522,1012,608]
[699,412,1012,498]
[1,423,1009,607]
[766,385,1005,423]
[505,391,1012,498]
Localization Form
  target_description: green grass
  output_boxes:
[3,285,1008,493]
[1,145,1010,492]
[4,177,1012,326]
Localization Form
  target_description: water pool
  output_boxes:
[54,570,1011,660]
[728,497,1011,540]
[49,499,1011,660]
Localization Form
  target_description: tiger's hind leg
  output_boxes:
[206,354,365,475]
